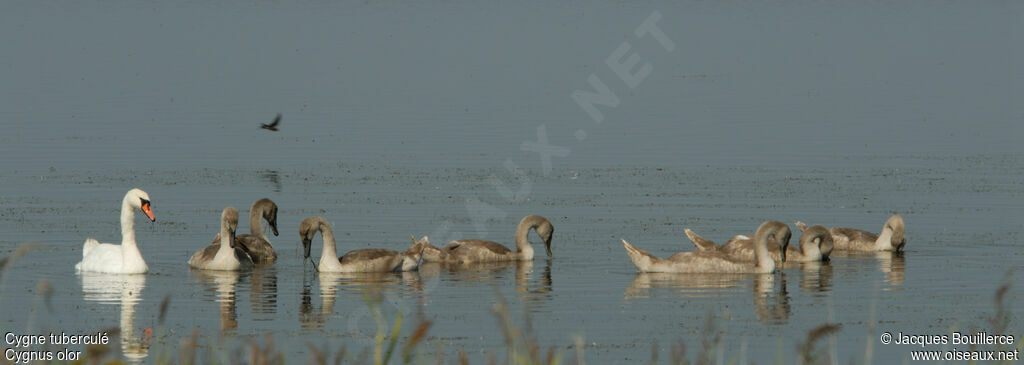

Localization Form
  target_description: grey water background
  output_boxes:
[1,0,1022,363]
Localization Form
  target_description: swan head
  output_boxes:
[298,217,323,259]
[256,198,279,236]
[401,236,429,271]
[754,220,791,263]
[222,207,239,248]
[778,225,792,262]
[800,225,834,261]
[531,217,554,257]
[539,222,554,257]
[127,188,155,222]
[885,215,906,252]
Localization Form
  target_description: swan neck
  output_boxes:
[754,235,774,272]
[120,195,137,247]
[249,208,265,239]
[219,221,233,251]
[514,220,535,258]
[320,223,339,261]
[875,227,894,250]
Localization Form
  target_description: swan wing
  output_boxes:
[684,229,719,251]
[236,234,276,263]
[445,240,512,255]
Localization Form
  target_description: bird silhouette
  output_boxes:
[261,114,282,131]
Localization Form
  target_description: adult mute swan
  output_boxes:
[75,188,156,274]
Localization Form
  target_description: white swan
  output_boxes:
[210,198,279,263]
[299,216,426,273]
[75,188,155,274]
[421,215,553,264]
[189,207,254,271]
[796,214,905,252]
[622,221,786,274]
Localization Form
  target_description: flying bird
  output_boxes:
[261,114,282,131]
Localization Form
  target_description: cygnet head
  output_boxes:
[298,217,323,259]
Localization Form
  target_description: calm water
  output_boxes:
[1,1,1022,363]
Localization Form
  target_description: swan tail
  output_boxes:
[420,241,448,263]
[685,229,718,251]
[621,239,659,272]
[81,238,101,258]
[406,236,429,256]
[794,221,809,232]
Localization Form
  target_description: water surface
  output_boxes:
[1,1,1021,363]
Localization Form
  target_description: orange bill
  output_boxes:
[141,200,155,222]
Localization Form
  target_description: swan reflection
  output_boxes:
[752,273,790,325]
[189,269,240,331]
[249,265,278,314]
[780,260,834,293]
[625,273,747,299]
[79,273,149,362]
[877,251,905,287]
[300,271,419,328]
[625,272,792,325]
[829,250,905,287]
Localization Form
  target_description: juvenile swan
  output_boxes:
[622,221,787,274]
[693,224,831,263]
[76,188,156,274]
[299,216,426,272]
[795,215,905,252]
[684,224,793,263]
[421,215,553,264]
[190,207,254,271]
[211,198,279,263]
[793,225,834,261]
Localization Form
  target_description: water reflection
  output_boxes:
[830,251,906,287]
[249,266,278,314]
[299,271,418,328]
[79,273,149,362]
[514,259,553,310]
[625,272,792,325]
[261,169,282,192]
[878,252,906,287]
[419,260,553,309]
[625,273,747,299]
[752,273,790,325]
[782,261,834,293]
[189,270,240,331]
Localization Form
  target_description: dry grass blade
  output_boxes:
[670,342,686,365]
[158,294,172,325]
[649,341,658,365]
[382,310,403,365]
[333,345,347,365]
[697,311,721,365]
[798,323,842,365]
[306,341,326,365]
[179,329,199,365]
[35,280,53,313]
[403,320,433,362]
